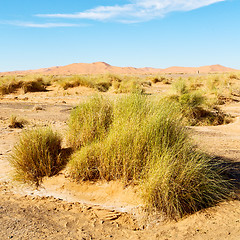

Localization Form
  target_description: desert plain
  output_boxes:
[0,62,240,240]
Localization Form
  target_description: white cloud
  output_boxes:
[1,21,84,28]
[36,0,225,22]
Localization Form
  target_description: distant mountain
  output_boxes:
[1,62,238,75]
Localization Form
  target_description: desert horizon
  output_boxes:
[1,61,239,76]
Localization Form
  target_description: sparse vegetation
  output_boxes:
[0,75,48,95]
[9,127,64,186]
[166,77,232,125]
[68,93,232,218]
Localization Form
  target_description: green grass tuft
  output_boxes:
[9,127,64,186]
[67,95,113,150]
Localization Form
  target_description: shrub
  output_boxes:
[21,78,47,93]
[95,81,112,92]
[67,96,113,150]
[58,76,95,90]
[56,75,112,92]
[68,94,231,218]
[112,79,145,93]
[9,115,27,128]
[9,127,64,186]
[0,76,22,95]
[172,78,188,95]
[0,76,47,95]
[142,151,231,218]
[150,76,171,84]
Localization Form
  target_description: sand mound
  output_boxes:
[161,64,237,74]
[1,62,238,76]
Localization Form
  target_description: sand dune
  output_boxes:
[1,62,238,76]
[162,64,237,73]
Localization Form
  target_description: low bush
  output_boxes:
[112,79,145,93]
[9,127,64,186]
[149,76,171,84]
[21,78,47,93]
[0,76,48,95]
[9,115,27,128]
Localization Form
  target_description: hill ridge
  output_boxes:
[1,62,238,75]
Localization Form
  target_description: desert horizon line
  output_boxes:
[1,61,239,74]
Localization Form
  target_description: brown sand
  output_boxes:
[1,62,238,76]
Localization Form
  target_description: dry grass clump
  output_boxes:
[0,74,152,95]
[9,115,27,128]
[111,79,145,93]
[55,75,112,92]
[148,75,172,84]
[21,77,47,93]
[56,74,147,94]
[0,76,22,95]
[9,127,64,186]
[0,75,48,95]
[68,93,231,218]
[67,96,113,150]
[56,75,95,90]
[110,75,149,93]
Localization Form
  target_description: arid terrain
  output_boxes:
[0,66,240,239]
[1,62,238,76]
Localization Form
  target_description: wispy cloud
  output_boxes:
[1,21,85,28]
[36,0,225,22]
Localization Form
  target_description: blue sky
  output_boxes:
[0,0,239,71]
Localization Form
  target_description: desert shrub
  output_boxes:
[9,115,27,128]
[229,74,239,80]
[0,76,48,94]
[112,79,145,93]
[56,75,112,92]
[57,76,95,90]
[67,95,113,150]
[22,78,47,93]
[68,94,231,218]
[142,151,231,218]
[172,78,188,95]
[95,81,112,92]
[0,76,22,95]
[9,127,63,186]
[150,76,171,84]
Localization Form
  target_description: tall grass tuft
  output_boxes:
[9,127,64,186]
[142,151,231,218]
[67,95,113,150]
[68,94,231,218]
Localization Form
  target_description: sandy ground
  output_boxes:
[0,84,240,239]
